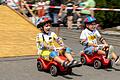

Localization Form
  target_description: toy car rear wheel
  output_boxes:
[94,60,102,69]
[81,56,86,65]
[50,65,58,76]
[37,61,43,71]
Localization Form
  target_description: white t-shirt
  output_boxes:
[36,32,58,48]
[36,31,59,55]
[80,28,101,45]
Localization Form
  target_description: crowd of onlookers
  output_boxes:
[0,0,96,35]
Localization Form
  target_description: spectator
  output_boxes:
[30,10,39,25]
[64,0,76,30]
[57,4,67,27]
[36,16,82,67]
[76,0,85,30]
[80,16,120,66]
[80,0,96,16]
[6,0,19,10]
[37,0,46,17]
[0,0,5,5]
[35,0,50,17]
[76,0,96,30]
[48,0,65,36]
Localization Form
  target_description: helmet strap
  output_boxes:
[87,27,93,32]
[43,31,47,34]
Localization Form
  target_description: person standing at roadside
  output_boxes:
[76,0,96,29]
[48,0,65,36]
[64,0,76,30]
[80,0,96,17]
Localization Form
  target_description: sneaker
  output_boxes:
[115,56,120,66]
[67,60,75,67]
[62,61,68,68]
[67,60,82,68]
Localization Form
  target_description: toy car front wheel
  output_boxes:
[37,61,43,71]
[81,56,86,65]
[67,68,72,75]
[50,65,58,76]
[108,60,113,68]
[94,60,102,69]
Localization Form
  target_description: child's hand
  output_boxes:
[48,46,54,50]
[55,46,65,51]
[89,42,97,47]
[93,44,98,47]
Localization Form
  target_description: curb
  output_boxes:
[101,31,120,36]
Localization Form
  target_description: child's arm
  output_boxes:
[80,39,97,47]
[96,30,108,46]
[99,37,108,46]
[52,32,65,47]
[58,4,66,17]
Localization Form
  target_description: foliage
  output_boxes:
[95,0,120,28]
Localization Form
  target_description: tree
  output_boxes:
[95,0,120,28]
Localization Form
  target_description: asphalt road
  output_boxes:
[0,28,120,80]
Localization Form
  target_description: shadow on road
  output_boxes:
[104,67,120,71]
[60,72,83,79]
[112,67,120,71]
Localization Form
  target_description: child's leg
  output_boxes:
[64,47,82,67]
[85,46,106,55]
[108,45,120,65]
[53,13,60,36]
[108,45,117,59]
[49,51,68,67]
[99,45,120,65]
[50,51,63,63]
[64,47,73,61]
[97,50,106,55]
[77,18,82,29]
[67,16,73,30]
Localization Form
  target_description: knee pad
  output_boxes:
[65,47,71,54]
[109,45,114,54]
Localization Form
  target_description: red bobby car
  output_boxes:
[80,51,113,69]
[37,55,72,76]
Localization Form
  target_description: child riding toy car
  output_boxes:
[36,16,82,76]
[37,53,73,76]
[80,50,113,69]
[79,16,120,69]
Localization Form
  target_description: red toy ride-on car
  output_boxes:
[37,55,72,76]
[80,51,113,69]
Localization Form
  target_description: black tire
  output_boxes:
[50,65,58,76]
[67,68,72,75]
[108,60,113,68]
[81,56,86,65]
[37,61,43,71]
[94,60,102,69]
